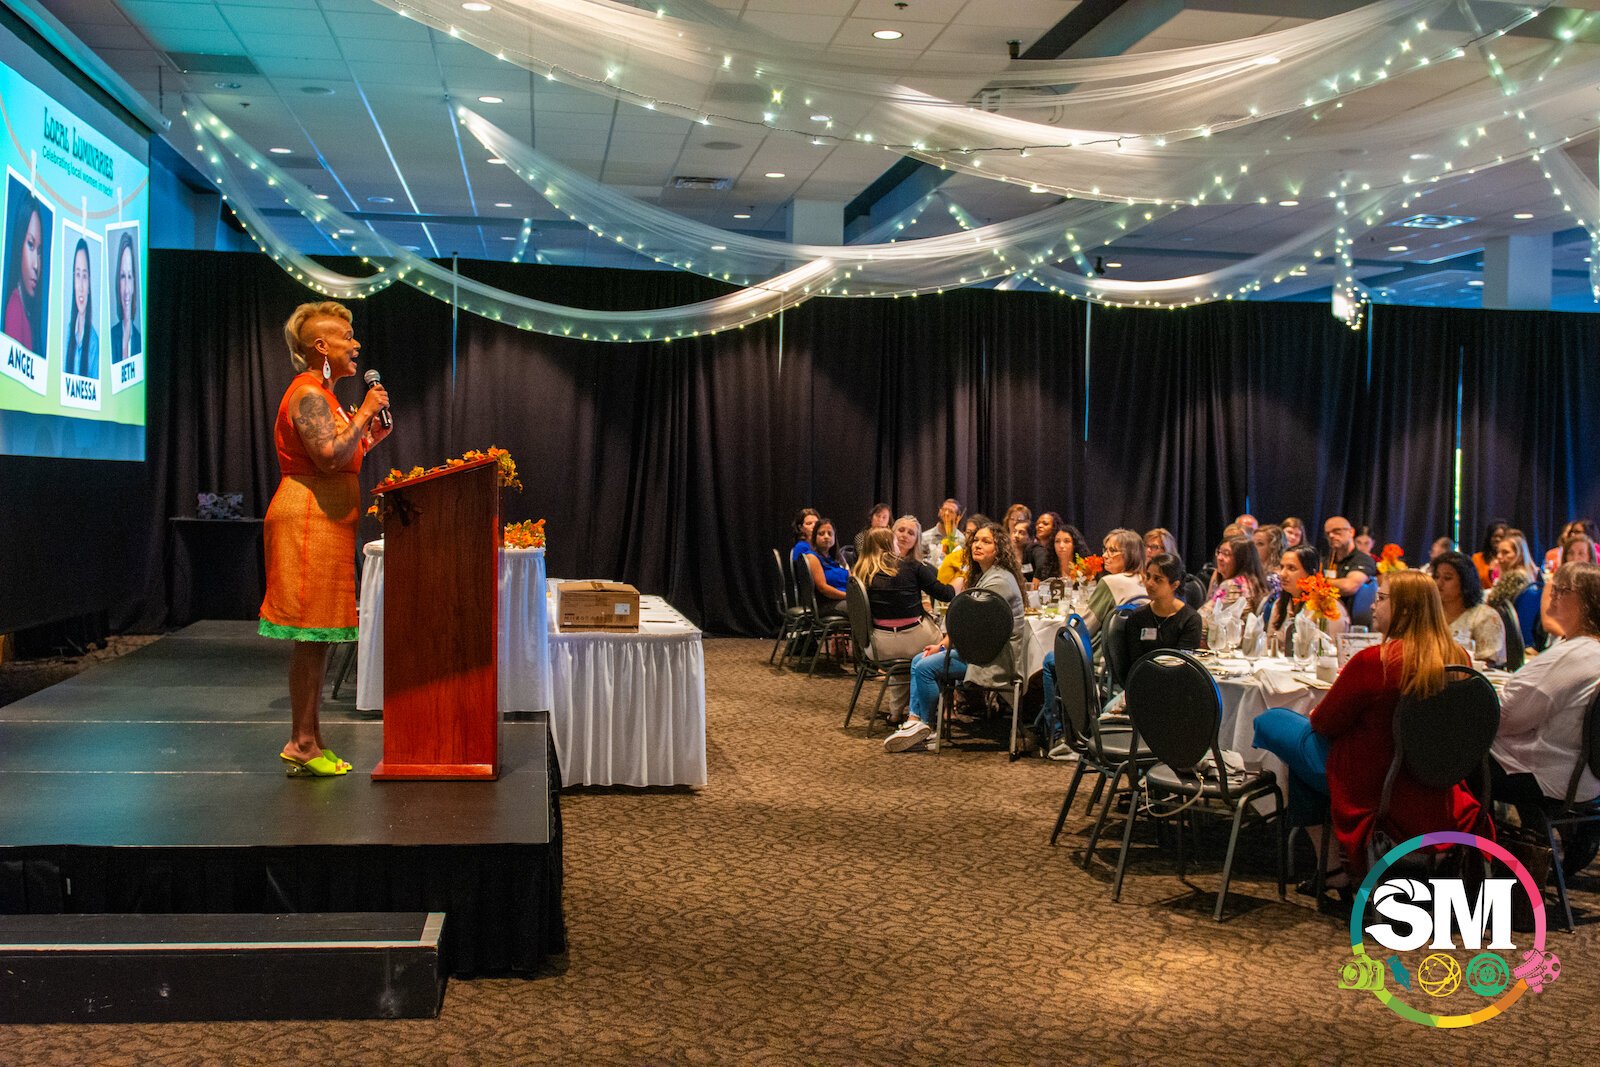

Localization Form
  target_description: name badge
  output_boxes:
[1325,568,1337,579]
[1140,627,1158,641]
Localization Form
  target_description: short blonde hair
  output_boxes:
[284,301,352,372]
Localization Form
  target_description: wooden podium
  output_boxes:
[370,456,502,780]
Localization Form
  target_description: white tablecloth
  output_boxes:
[356,540,552,714]
[355,544,706,787]
[548,592,706,788]
[1207,655,1328,773]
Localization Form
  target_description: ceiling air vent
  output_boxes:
[672,176,733,190]
[168,52,262,76]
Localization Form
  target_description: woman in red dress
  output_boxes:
[260,302,392,777]
[1254,570,1487,890]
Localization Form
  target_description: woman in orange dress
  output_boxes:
[260,301,392,777]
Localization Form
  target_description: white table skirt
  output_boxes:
[355,545,706,787]
[1208,656,1327,788]
[549,594,707,788]
[356,540,552,714]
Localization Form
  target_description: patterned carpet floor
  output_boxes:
[5,637,1600,1064]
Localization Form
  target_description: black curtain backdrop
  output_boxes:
[87,250,1600,638]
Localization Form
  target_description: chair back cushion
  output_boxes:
[791,555,818,612]
[1565,683,1600,806]
[946,588,1011,667]
[1104,600,1147,690]
[1124,650,1221,772]
[1349,579,1377,629]
[1392,665,1500,790]
[1495,602,1525,671]
[1053,626,1094,743]
[845,578,874,655]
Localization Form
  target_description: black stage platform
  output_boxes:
[0,621,565,977]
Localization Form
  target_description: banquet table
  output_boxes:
[355,541,707,788]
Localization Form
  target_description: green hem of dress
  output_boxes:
[258,618,358,642]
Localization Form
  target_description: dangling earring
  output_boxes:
[322,356,331,381]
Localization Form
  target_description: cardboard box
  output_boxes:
[557,581,640,632]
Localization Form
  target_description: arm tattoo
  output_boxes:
[294,394,338,449]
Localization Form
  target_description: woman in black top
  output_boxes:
[1122,552,1203,668]
[851,528,955,719]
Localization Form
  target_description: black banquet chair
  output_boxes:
[1335,665,1500,889]
[791,555,850,676]
[1047,624,1154,866]
[1493,601,1525,671]
[937,588,1024,758]
[842,577,914,734]
[1113,649,1287,921]
[769,548,810,668]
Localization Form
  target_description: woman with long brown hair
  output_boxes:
[851,527,956,719]
[886,521,1026,752]
[1253,570,1486,888]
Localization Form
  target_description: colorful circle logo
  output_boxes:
[1341,831,1561,1028]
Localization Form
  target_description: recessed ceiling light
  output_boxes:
[1388,245,1408,252]
[337,228,355,235]
[214,81,241,90]
[872,29,903,40]
[764,171,785,178]
[810,114,830,123]
[501,235,516,240]
[462,2,492,10]
[710,245,727,251]
[1278,199,1299,207]
[269,147,291,154]
[1408,152,1432,160]
[300,86,334,96]
[1104,261,1122,268]
[486,157,506,164]
[478,95,503,104]
[733,212,752,219]
[494,201,513,208]
[1512,212,1534,220]
[314,194,330,200]
[1468,279,1485,286]
[402,245,422,252]
[367,196,395,204]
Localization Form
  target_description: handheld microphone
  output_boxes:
[363,369,392,428]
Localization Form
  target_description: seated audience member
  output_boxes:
[1255,523,1287,597]
[1425,536,1456,572]
[1254,570,1485,887]
[1473,518,1510,587]
[1032,512,1064,581]
[1121,553,1203,668]
[1010,518,1037,585]
[892,514,924,565]
[1281,516,1308,550]
[1431,550,1506,667]
[798,517,850,618]
[853,502,892,559]
[937,512,992,585]
[921,498,965,562]
[851,528,956,720]
[1353,524,1376,558]
[1544,519,1600,571]
[1045,523,1089,589]
[1487,530,1539,612]
[790,508,819,561]
[1560,532,1598,569]
[1203,536,1269,619]
[1003,503,1034,538]
[887,522,1026,753]
[1235,513,1259,537]
[1323,515,1378,616]
[1268,545,1348,649]
[1491,562,1600,864]
[1144,527,1178,561]
[1085,528,1147,639]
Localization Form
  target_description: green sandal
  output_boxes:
[322,749,354,772]
[280,753,347,777]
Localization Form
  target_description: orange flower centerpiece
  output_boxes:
[503,519,546,549]
[1377,543,1408,574]
[1294,572,1343,622]
[1078,554,1105,581]
[367,446,523,520]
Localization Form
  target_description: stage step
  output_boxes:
[0,912,445,1023]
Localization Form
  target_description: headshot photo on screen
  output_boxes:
[2,172,52,356]
[61,228,102,380]
[110,228,140,364]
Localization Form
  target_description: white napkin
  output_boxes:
[1254,664,1306,696]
